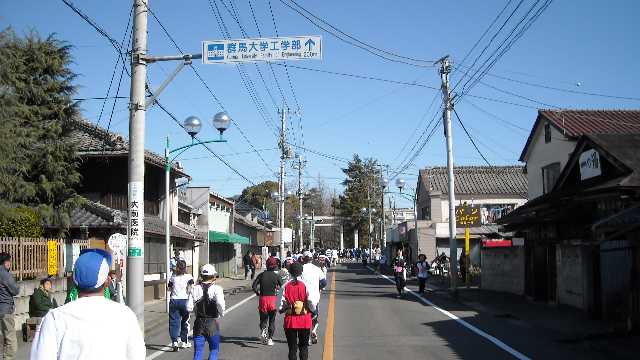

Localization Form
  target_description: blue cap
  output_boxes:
[73,248,112,289]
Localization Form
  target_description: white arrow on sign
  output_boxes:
[202,35,322,64]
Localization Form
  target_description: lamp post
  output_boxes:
[271,190,293,257]
[390,178,418,262]
[164,112,230,313]
[360,206,375,256]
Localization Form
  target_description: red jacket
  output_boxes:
[282,280,312,329]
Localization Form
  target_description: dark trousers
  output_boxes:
[395,275,406,295]
[418,277,427,293]
[259,311,276,338]
[285,328,310,360]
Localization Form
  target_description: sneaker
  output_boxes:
[260,328,268,343]
[267,338,274,346]
[181,341,191,349]
[172,341,180,352]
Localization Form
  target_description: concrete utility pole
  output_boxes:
[381,165,387,249]
[127,0,148,330]
[367,187,373,255]
[279,109,287,258]
[439,56,458,291]
[295,156,305,251]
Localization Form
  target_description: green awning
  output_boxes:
[209,231,250,244]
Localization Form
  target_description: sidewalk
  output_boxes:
[16,274,259,358]
[424,276,640,359]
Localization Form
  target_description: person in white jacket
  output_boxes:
[191,264,226,360]
[30,249,145,360]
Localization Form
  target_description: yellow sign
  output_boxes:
[455,205,481,227]
[47,240,58,276]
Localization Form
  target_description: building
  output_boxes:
[500,133,640,330]
[519,110,640,199]
[58,117,201,300]
[384,207,415,225]
[410,166,527,265]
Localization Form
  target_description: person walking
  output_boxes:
[243,251,255,280]
[168,259,194,351]
[416,254,430,294]
[0,253,18,360]
[280,262,312,360]
[252,257,282,345]
[300,251,326,345]
[29,277,58,318]
[392,250,407,298]
[192,264,225,360]
[30,249,145,360]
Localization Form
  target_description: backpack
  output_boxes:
[195,283,218,318]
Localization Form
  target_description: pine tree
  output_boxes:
[0,29,82,235]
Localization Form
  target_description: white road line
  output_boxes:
[145,293,257,360]
[368,266,531,360]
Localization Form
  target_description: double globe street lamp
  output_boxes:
[164,112,231,312]
[385,178,418,260]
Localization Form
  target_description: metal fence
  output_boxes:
[0,237,89,280]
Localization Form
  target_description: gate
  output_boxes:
[600,239,635,324]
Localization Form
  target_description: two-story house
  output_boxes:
[58,118,201,300]
[412,166,527,265]
[499,110,640,330]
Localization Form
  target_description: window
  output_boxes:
[542,162,561,194]
[544,122,551,143]
[421,205,431,220]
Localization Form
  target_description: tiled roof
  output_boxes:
[419,166,527,196]
[59,199,197,240]
[540,110,640,137]
[69,117,189,178]
[519,109,640,161]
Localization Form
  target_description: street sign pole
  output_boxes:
[465,226,470,287]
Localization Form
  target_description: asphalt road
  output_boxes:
[143,263,613,360]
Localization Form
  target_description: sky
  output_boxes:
[2,0,640,208]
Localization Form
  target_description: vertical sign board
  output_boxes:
[579,149,601,180]
[47,240,58,276]
[203,36,322,64]
[128,181,144,257]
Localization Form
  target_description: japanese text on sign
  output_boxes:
[47,240,57,276]
[455,205,481,227]
[128,181,144,257]
[203,36,322,64]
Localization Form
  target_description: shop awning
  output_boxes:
[209,230,250,244]
[482,239,512,248]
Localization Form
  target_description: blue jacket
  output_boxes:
[0,267,19,315]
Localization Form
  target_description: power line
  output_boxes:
[73,96,128,101]
[390,91,440,164]
[62,0,262,186]
[462,98,529,132]
[278,0,436,67]
[453,107,527,199]
[145,2,278,177]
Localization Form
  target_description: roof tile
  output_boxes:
[419,166,527,196]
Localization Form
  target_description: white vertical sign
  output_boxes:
[579,149,601,180]
[128,181,144,257]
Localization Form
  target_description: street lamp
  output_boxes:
[392,178,418,263]
[164,112,230,313]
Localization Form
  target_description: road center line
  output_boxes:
[322,269,336,360]
[368,266,531,360]
[145,293,257,360]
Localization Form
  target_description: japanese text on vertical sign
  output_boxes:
[128,181,144,257]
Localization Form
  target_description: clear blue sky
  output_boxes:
[2,0,639,207]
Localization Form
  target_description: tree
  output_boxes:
[0,29,82,234]
[338,154,383,248]
[238,180,278,211]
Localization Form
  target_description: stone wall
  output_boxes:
[12,277,70,331]
[481,246,525,295]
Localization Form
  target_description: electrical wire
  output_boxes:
[61,0,262,186]
[453,107,527,199]
[278,0,436,68]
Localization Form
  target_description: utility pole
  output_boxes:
[367,186,373,255]
[381,165,387,249]
[439,56,458,292]
[127,0,148,330]
[294,156,305,251]
[278,108,287,258]
[310,209,315,248]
